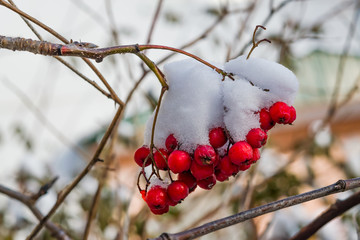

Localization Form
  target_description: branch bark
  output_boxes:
[290,190,360,240]
[0,0,123,106]
[26,104,124,239]
[148,178,360,240]
[0,184,70,240]
[0,35,230,79]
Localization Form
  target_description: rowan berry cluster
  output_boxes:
[134,101,296,215]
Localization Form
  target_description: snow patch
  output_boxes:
[144,56,298,152]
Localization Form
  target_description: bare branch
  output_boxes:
[325,3,360,124]
[145,0,164,45]
[26,104,125,239]
[149,178,360,240]
[30,177,59,202]
[83,112,125,239]
[290,191,360,240]
[0,184,70,240]
[235,0,296,57]
[6,0,114,101]
[0,78,89,159]
[0,35,232,80]
[0,0,123,106]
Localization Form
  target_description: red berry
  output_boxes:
[246,128,268,148]
[212,153,220,167]
[288,106,296,124]
[150,205,169,215]
[168,150,192,173]
[228,141,253,166]
[134,146,151,167]
[154,149,169,170]
[238,164,251,171]
[194,145,217,166]
[251,148,261,164]
[209,127,227,148]
[215,169,229,182]
[178,171,197,192]
[197,175,216,190]
[269,102,292,124]
[190,160,214,180]
[165,134,178,153]
[168,198,179,207]
[259,108,275,131]
[216,155,238,176]
[167,181,189,203]
[145,185,169,214]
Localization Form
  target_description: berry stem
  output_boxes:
[137,171,144,192]
[138,45,234,80]
[246,25,271,60]
[135,52,168,89]
[152,146,164,179]
[150,87,167,157]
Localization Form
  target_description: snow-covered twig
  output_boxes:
[149,178,360,240]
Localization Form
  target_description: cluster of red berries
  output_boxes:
[134,101,296,215]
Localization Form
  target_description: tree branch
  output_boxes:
[0,184,70,240]
[0,36,231,79]
[290,190,360,240]
[148,178,360,240]
[26,104,125,239]
[0,0,123,106]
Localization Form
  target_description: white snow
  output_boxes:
[224,56,299,105]
[144,55,299,152]
[144,59,224,152]
[149,176,170,189]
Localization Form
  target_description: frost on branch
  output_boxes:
[138,55,298,214]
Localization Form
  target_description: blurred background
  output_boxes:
[1,0,360,239]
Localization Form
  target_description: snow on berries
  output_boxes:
[135,55,298,215]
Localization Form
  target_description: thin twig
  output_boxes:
[246,25,271,59]
[0,78,89,159]
[30,177,59,202]
[145,0,164,45]
[0,35,232,80]
[290,191,360,240]
[6,0,112,100]
[124,8,230,107]
[150,87,167,151]
[0,184,70,240]
[156,6,229,66]
[336,73,360,110]
[54,57,114,99]
[235,0,296,57]
[83,109,125,239]
[325,3,360,124]
[0,0,123,106]
[26,104,124,239]
[149,177,360,240]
